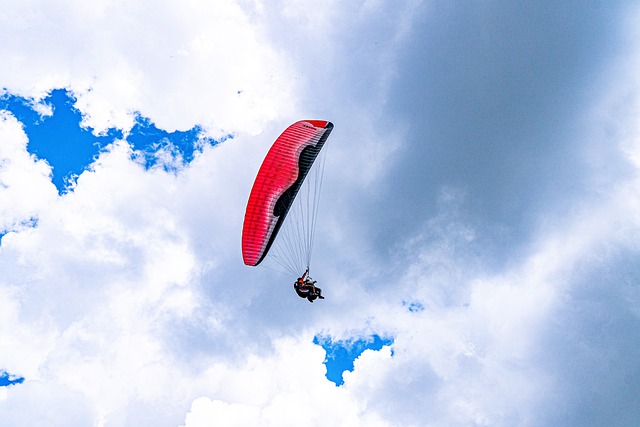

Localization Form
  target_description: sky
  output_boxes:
[1,1,640,426]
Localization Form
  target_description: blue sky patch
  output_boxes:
[314,334,394,386]
[0,89,226,193]
[0,89,122,194]
[128,115,227,171]
[403,300,425,313]
[0,371,24,387]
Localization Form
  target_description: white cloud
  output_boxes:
[0,111,57,234]
[0,0,296,136]
[181,335,390,427]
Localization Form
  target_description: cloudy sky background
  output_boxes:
[1,1,640,425]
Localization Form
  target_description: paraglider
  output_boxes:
[294,269,324,303]
[242,120,334,301]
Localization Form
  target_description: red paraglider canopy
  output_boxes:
[242,120,334,266]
